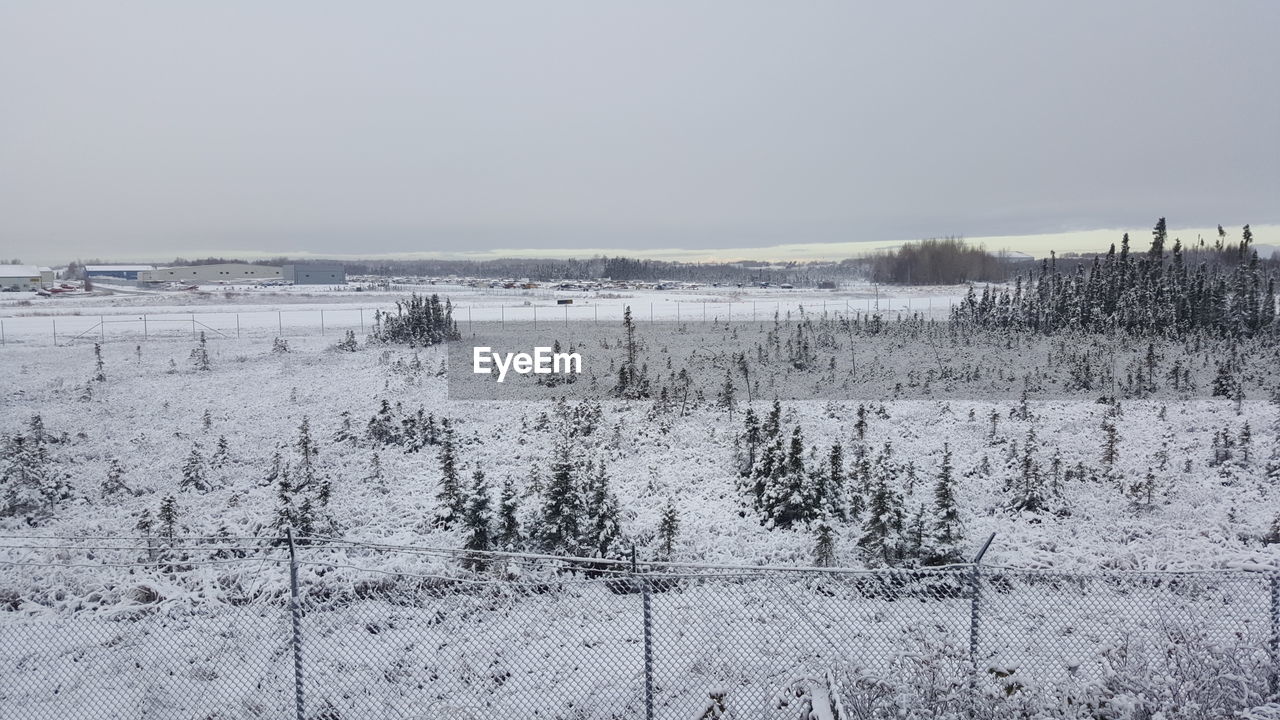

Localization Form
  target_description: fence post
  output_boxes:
[191,314,196,338]
[100,315,105,341]
[236,314,240,339]
[635,547,654,720]
[320,310,325,336]
[969,532,996,710]
[143,314,148,340]
[286,527,306,720]
[359,308,364,333]
[1,319,5,346]
[1270,573,1279,697]
[52,317,57,346]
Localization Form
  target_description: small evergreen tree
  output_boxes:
[102,457,129,497]
[364,453,387,494]
[583,462,622,560]
[433,418,464,528]
[716,369,737,421]
[537,437,582,554]
[211,435,230,468]
[190,332,211,371]
[462,469,493,570]
[92,343,106,382]
[813,514,837,567]
[158,495,180,542]
[658,498,680,560]
[497,476,522,550]
[929,443,964,565]
[180,444,210,492]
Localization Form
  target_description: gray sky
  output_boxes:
[2,1,1277,264]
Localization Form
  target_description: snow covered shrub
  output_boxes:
[370,293,458,346]
[334,329,359,352]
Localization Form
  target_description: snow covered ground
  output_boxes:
[1,286,1278,719]
[0,283,968,347]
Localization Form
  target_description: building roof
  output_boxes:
[0,265,41,277]
[85,264,155,272]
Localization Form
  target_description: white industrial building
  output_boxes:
[0,265,48,291]
[84,264,155,280]
[139,264,282,284]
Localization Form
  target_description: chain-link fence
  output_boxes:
[1,536,1277,719]
[0,296,958,348]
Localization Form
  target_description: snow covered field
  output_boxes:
[2,286,1279,719]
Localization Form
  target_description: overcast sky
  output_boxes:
[2,1,1277,264]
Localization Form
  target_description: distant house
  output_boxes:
[282,264,346,285]
[85,264,155,280]
[38,267,55,285]
[0,265,44,291]
[139,264,282,284]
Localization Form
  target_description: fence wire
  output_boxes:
[0,539,1276,719]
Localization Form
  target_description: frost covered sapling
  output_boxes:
[496,476,522,550]
[928,443,964,566]
[102,457,130,498]
[190,331,211,371]
[536,437,582,555]
[180,444,211,493]
[433,418,464,529]
[583,462,622,561]
[657,498,680,560]
[462,469,493,570]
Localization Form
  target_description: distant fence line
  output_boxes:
[0,298,958,347]
[0,535,1277,719]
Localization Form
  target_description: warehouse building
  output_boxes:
[140,263,282,284]
[0,265,45,291]
[85,264,154,280]
[283,264,346,285]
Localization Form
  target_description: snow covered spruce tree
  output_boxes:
[858,444,907,567]
[461,469,493,570]
[613,306,650,399]
[812,514,837,567]
[952,219,1278,338]
[190,331,211,371]
[180,444,211,492]
[759,426,817,529]
[102,457,129,498]
[370,293,459,345]
[582,462,622,561]
[92,342,106,383]
[496,476,522,550]
[536,437,582,555]
[433,418,464,529]
[928,443,964,565]
[272,417,333,540]
[657,498,680,560]
[0,428,69,522]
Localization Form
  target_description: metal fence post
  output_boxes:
[286,527,306,720]
[969,533,995,693]
[635,548,654,720]
[1271,573,1279,698]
